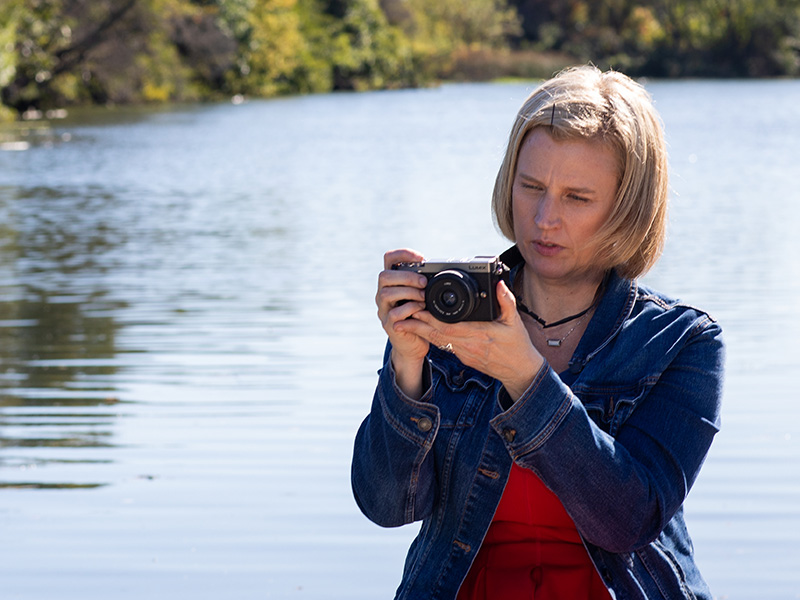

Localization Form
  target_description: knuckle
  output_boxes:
[384,250,400,269]
[442,324,460,337]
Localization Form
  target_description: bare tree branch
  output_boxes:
[52,0,139,77]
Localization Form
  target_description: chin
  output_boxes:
[524,259,570,281]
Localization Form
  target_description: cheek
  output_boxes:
[510,197,529,237]
[573,212,611,248]
[510,190,533,221]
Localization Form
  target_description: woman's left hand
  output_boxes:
[394,279,544,401]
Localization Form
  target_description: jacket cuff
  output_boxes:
[378,356,440,445]
[490,362,573,458]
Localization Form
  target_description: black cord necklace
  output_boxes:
[515,300,594,329]
[513,269,609,335]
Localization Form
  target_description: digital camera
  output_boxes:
[393,255,510,323]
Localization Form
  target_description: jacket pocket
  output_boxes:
[429,361,493,429]
[573,376,658,436]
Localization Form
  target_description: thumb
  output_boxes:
[496,280,518,323]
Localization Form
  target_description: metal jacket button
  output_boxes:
[502,428,516,443]
[417,417,433,432]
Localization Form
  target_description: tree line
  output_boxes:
[2,0,799,120]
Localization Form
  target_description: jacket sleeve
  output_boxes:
[351,345,441,528]
[490,317,724,553]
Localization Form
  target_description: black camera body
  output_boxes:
[393,256,510,323]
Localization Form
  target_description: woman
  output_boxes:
[352,66,724,599]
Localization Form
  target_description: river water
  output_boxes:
[0,79,798,599]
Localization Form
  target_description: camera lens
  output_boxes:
[441,290,458,308]
[425,270,479,323]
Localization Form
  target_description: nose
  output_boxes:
[534,193,561,229]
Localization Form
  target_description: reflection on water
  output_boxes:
[0,81,799,599]
[0,185,123,489]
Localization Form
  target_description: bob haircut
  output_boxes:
[492,65,668,280]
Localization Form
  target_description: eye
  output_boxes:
[520,181,543,191]
[567,193,590,203]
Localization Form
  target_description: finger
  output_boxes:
[407,313,464,345]
[408,308,440,327]
[386,301,426,326]
[397,318,461,357]
[377,269,428,292]
[384,248,425,271]
[393,309,435,337]
[410,309,473,334]
[376,285,427,316]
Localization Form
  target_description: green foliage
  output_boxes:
[0,2,21,90]
[324,0,416,90]
[218,0,304,96]
[382,0,521,78]
[0,0,203,111]
[648,0,800,77]
[407,0,521,51]
[215,0,417,94]
[0,0,70,110]
[291,0,336,92]
[2,0,799,117]
[508,0,800,77]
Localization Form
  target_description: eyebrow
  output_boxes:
[516,172,598,196]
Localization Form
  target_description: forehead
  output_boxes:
[516,128,621,183]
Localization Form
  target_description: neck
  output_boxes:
[519,266,606,325]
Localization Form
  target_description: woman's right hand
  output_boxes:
[376,249,430,398]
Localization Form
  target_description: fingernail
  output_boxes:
[419,276,427,287]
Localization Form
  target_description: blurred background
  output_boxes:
[1,2,800,599]
[3,0,800,120]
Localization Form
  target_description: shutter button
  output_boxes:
[417,417,433,432]
[502,428,516,443]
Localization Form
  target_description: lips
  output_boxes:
[533,240,563,257]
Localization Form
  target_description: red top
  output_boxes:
[457,463,611,600]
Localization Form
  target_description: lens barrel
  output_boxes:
[425,270,479,323]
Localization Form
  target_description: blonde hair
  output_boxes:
[492,65,668,279]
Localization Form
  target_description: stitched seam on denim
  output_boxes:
[637,546,670,599]
[638,293,718,326]
[419,472,479,599]
[392,372,436,412]
[377,380,437,524]
[402,511,442,595]
[401,388,475,594]
[583,279,637,366]
[405,446,429,523]
[497,361,549,421]
[436,414,466,524]
[379,382,436,446]
[491,365,572,456]
[431,359,493,392]
[439,393,488,503]
[573,376,658,397]
[637,542,694,600]
[654,539,696,600]
[687,315,714,339]
[448,432,501,578]
[514,392,573,456]
[496,366,569,455]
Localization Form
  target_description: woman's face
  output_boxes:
[511,128,620,285]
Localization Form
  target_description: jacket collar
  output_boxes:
[499,245,637,376]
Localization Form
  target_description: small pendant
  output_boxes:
[547,339,562,347]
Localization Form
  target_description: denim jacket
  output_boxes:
[352,250,725,600]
